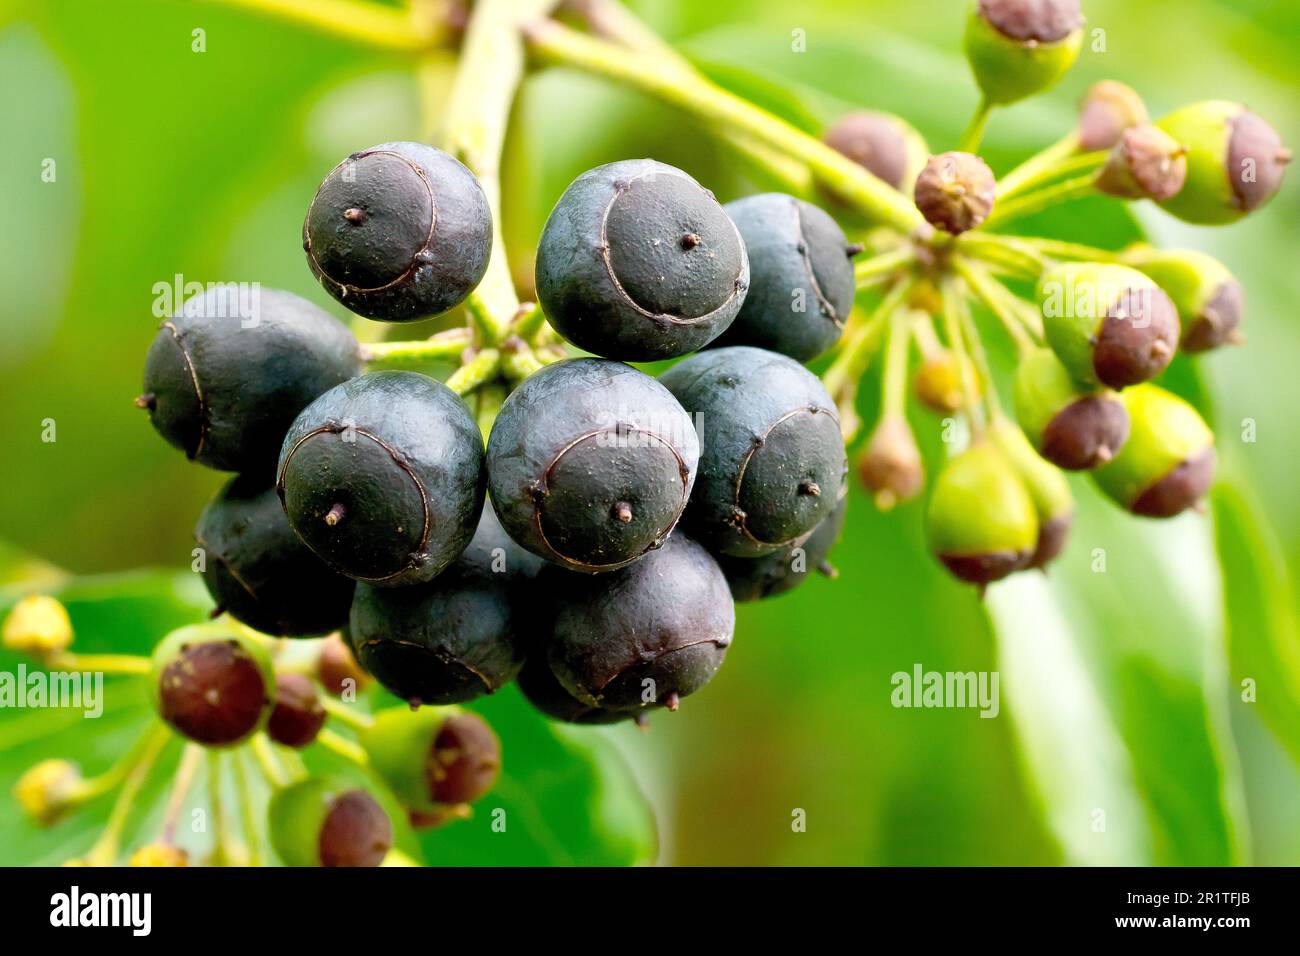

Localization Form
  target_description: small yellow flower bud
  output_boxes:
[13,759,83,826]
[2,594,73,657]
[129,844,189,867]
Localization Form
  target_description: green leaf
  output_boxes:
[1213,478,1300,763]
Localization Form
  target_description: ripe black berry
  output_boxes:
[535,159,749,360]
[140,287,359,473]
[196,475,356,637]
[150,626,274,747]
[715,490,848,603]
[486,359,699,572]
[269,778,393,867]
[303,142,491,321]
[266,673,327,748]
[348,508,536,706]
[659,346,846,558]
[542,533,734,711]
[705,193,856,362]
[515,657,631,724]
[276,371,485,587]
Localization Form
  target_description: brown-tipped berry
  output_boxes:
[914,152,996,235]
[1078,80,1149,152]
[989,419,1074,569]
[267,673,327,749]
[1038,263,1180,389]
[1124,246,1244,352]
[823,110,928,191]
[1095,125,1187,201]
[1013,347,1129,470]
[1092,384,1215,517]
[149,625,274,747]
[268,777,393,867]
[965,0,1084,105]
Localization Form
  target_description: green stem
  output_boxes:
[881,305,911,418]
[954,287,1002,420]
[953,256,1043,350]
[361,328,472,365]
[159,743,204,844]
[995,132,1079,197]
[319,694,375,731]
[476,384,506,443]
[940,278,984,436]
[250,734,287,789]
[438,0,561,345]
[207,750,235,866]
[511,302,547,342]
[955,234,1044,280]
[1018,236,1121,262]
[983,173,1098,229]
[203,0,445,51]
[84,724,171,866]
[47,651,151,676]
[231,750,263,866]
[446,348,502,395]
[317,728,370,767]
[996,149,1106,201]
[524,20,922,231]
[822,277,915,400]
[568,0,814,195]
[958,98,993,153]
[855,247,914,287]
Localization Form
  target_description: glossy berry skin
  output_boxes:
[716,490,848,603]
[1157,102,1290,225]
[964,0,1083,105]
[535,159,749,360]
[268,777,393,867]
[486,359,699,572]
[348,508,538,706]
[1013,347,1130,471]
[358,707,501,811]
[277,371,485,587]
[303,142,491,321]
[1038,264,1180,390]
[660,347,846,558]
[1092,384,1215,517]
[706,194,856,362]
[150,626,275,747]
[927,440,1039,586]
[542,533,734,711]
[267,673,327,748]
[140,287,360,474]
[516,658,632,725]
[196,475,355,637]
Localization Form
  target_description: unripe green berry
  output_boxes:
[823,110,929,192]
[268,777,393,867]
[1123,246,1244,352]
[926,440,1039,586]
[964,0,1083,105]
[1092,384,1214,517]
[149,625,274,747]
[1094,125,1187,202]
[989,419,1074,569]
[1038,263,1180,389]
[1156,101,1290,224]
[1013,346,1129,470]
[358,707,500,812]
[1077,80,1148,152]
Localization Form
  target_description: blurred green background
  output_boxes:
[1,0,1298,865]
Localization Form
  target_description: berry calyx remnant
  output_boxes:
[914,152,997,234]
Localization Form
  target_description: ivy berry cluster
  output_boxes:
[6,0,1289,866]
